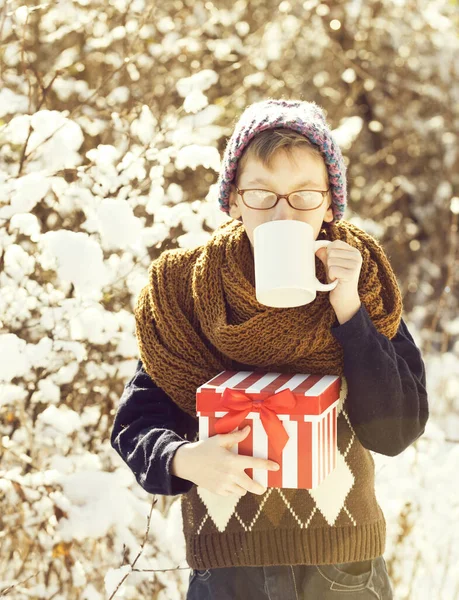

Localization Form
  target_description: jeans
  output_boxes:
[186,556,394,599]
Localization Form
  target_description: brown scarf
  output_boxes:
[134,219,403,418]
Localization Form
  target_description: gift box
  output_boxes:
[196,371,341,490]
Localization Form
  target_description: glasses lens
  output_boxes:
[243,190,278,209]
[290,191,323,210]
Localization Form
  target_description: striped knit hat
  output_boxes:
[216,98,347,222]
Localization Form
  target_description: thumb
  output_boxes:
[219,425,250,446]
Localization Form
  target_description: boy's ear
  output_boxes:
[323,195,334,223]
[228,185,242,219]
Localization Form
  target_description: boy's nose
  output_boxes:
[271,197,296,221]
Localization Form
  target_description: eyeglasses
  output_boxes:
[234,185,330,211]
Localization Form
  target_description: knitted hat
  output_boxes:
[216,98,347,222]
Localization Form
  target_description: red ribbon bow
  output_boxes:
[214,387,298,456]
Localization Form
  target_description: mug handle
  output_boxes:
[313,241,339,291]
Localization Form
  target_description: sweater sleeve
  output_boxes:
[330,303,429,457]
[110,360,198,496]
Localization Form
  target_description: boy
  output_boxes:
[111,99,428,599]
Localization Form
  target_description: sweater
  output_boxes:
[111,304,428,568]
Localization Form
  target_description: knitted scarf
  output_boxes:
[134,218,402,418]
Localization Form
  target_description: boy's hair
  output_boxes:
[234,127,331,203]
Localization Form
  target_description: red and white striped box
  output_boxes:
[196,371,341,490]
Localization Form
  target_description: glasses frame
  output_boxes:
[234,185,331,211]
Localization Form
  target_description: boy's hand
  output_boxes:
[315,240,362,324]
[172,425,280,497]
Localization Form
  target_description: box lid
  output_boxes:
[196,370,341,416]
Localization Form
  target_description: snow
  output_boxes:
[0,173,51,220]
[0,334,30,381]
[38,230,111,298]
[175,144,221,171]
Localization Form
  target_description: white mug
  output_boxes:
[253,220,338,308]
